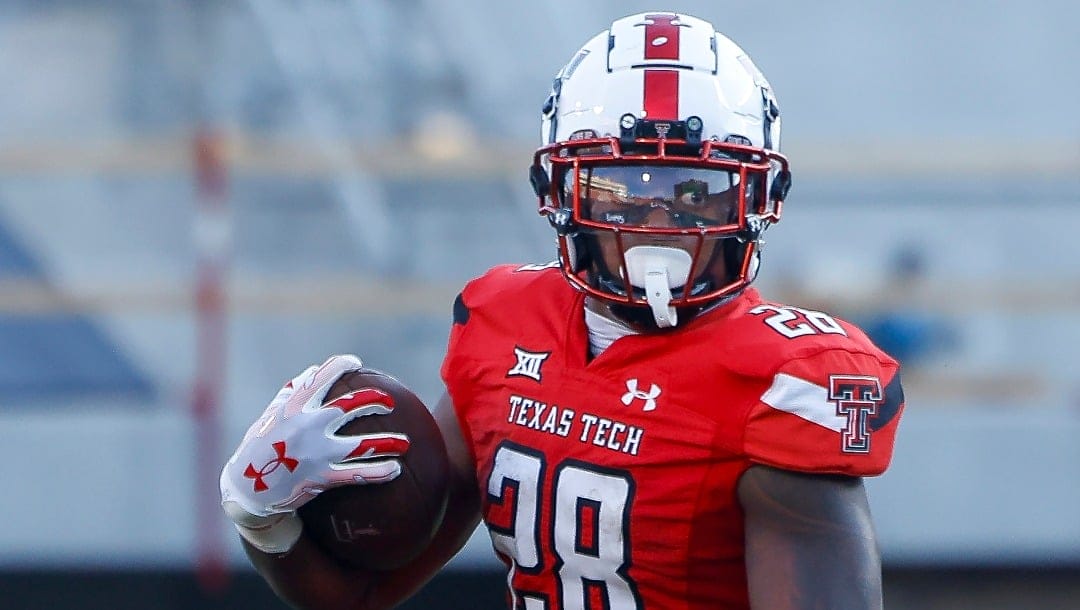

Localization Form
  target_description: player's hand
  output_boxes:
[219,354,409,553]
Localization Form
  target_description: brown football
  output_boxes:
[297,368,450,571]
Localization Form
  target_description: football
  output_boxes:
[297,368,450,571]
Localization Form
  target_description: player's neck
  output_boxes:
[583,298,639,358]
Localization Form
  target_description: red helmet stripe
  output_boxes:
[643,14,681,60]
[643,70,679,119]
[642,15,681,120]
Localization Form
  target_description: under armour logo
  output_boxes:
[507,347,551,382]
[244,441,299,492]
[621,379,661,411]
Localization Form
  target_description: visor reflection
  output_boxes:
[576,166,741,228]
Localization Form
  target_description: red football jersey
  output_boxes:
[441,264,904,610]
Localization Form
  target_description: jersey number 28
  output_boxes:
[750,304,847,339]
[486,442,643,610]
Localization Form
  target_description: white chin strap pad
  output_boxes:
[622,246,693,328]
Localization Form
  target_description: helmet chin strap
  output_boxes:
[622,246,693,328]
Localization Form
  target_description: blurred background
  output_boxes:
[1,0,1078,608]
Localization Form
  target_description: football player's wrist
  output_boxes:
[233,512,303,555]
[222,499,303,554]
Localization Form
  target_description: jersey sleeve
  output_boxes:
[743,347,905,476]
[439,263,552,400]
[441,291,476,409]
[439,264,523,435]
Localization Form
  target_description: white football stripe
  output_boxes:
[759,373,846,433]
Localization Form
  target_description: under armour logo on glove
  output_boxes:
[622,379,661,412]
[220,354,409,520]
[244,441,299,492]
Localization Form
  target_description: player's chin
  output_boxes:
[604,237,722,266]
[607,300,709,332]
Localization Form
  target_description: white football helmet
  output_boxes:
[530,12,791,328]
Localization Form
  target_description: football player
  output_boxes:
[220,11,904,610]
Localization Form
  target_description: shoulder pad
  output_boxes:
[715,299,894,379]
[744,347,904,476]
[701,297,904,476]
[459,262,564,311]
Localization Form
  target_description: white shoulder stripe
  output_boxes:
[759,373,845,433]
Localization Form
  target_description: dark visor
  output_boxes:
[572,165,742,229]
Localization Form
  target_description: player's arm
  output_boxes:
[220,356,482,610]
[738,464,882,610]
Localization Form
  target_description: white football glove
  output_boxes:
[220,354,409,553]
